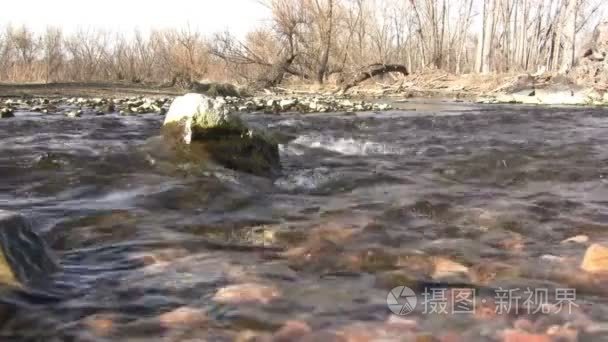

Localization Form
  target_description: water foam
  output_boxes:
[274,167,335,191]
[290,135,404,156]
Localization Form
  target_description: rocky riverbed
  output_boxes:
[0,98,607,341]
[0,94,393,120]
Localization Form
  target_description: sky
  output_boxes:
[0,0,271,37]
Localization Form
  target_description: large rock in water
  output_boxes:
[162,93,280,177]
[0,210,58,290]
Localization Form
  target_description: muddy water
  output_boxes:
[1,101,608,341]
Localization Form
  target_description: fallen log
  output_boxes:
[339,64,409,93]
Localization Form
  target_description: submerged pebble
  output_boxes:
[213,283,282,304]
[581,243,608,273]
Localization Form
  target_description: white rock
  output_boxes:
[279,98,297,110]
[432,257,469,279]
[66,110,82,118]
[266,99,277,108]
[535,89,590,105]
[163,93,243,144]
[540,255,566,263]
[561,235,589,244]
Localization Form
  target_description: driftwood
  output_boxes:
[339,64,409,93]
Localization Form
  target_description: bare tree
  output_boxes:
[42,27,63,83]
[0,1,606,84]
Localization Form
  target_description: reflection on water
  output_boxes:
[0,102,607,340]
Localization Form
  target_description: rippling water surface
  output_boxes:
[1,101,608,341]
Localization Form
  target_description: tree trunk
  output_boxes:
[316,0,334,84]
[339,63,409,93]
[475,0,487,73]
[559,0,578,73]
[482,0,496,73]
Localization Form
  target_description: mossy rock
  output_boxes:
[162,94,280,177]
[177,132,279,177]
[163,94,247,142]
[0,108,14,118]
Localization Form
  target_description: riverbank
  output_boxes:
[1,72,607,110]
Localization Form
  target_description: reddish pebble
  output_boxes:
[513,318,534,332]
[502,329,551,342]
[273,320,312,342]
[546,325,578,342]
[213,283,282,304]
[84,314,116,336]
[438,331,463,342]
[581,244,608,273]
[158,306,207,327]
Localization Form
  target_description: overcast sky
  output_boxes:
[0,0,271,36]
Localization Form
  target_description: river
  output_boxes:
[0,100,607,341]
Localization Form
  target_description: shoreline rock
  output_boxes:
[477,87,607,106]
[0,107,14,118]
[0,210,58,290]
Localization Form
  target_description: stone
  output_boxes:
[163,94,247,144]
[212,283,281,304]
[375,103,392,111]
[540,255,565,263]
[581,243,608,273]
[501,330,551,342]
[0,107,14,118]
[96,103,115,115]
[495,94,518,104]
[432,257,469,279]
[66,110,83,118]
[513,319,534,332]
[489,86,602,106]
[469,262,520,285]
[272,320,312,342]
[536,89,593,105]
[0,210,58,290]
[561,235,589,244]
[158,307,207,327]
[546,325,577,342]
[83,314,116,336]
[279,98,298,111]
[162,94,280,176]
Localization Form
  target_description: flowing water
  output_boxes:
[1,101,608,341]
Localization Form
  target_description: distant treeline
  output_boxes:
[0,0,605,86]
